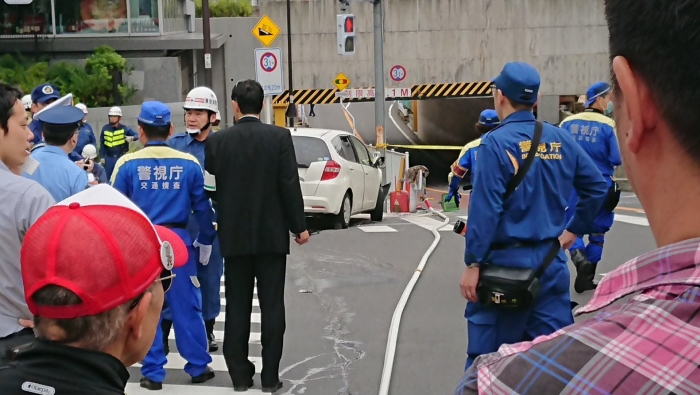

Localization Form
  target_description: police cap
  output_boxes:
[492,62,540,105]
[31,83,61,104]
[478,109,500,126]
[35,105,85,129]
[584,82,611,108]
[138,101,172,126]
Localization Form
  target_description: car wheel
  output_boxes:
[334,192,352,229]
[370,189,384,222]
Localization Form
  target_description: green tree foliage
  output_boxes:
[195,0,254,18]
[0,46,136,107]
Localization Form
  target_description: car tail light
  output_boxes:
[321,160,341,181]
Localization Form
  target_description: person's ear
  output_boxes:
[612,56,659,154]
[168,123,175,138]
[126,292,153,341]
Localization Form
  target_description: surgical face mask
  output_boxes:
[605,100,614,116]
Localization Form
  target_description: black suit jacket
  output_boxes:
[205,117,306,256]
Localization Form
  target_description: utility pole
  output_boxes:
[202,0,213,87]
[373,0,386,181]
[285,0,296,126]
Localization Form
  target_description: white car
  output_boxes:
[290,128,389,228]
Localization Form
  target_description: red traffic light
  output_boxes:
[344,17,354,33]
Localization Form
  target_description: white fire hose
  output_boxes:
[378,199,450,395]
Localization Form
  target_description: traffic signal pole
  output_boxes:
[286,0,296,126]
[373,0,386,182]
[202,0,213,87]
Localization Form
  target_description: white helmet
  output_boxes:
[81,144,98,159]
[183,87,218,113]
[108,106,122,117]
[75,103,88,114]
[21,94,32,110]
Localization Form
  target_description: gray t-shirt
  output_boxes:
[0,162,55,338]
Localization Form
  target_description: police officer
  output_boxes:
[28,84,61,146]
[70,103,97,162]
[445,109,500,206]
[460,62,608,369]
[111,101,216,390]
[24,105,89,202]
[165,86,223,353]
[100,106,137,180]
[21,95,32,122]
[559,81,622,293]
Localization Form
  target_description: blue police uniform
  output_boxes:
[463,62,608,369]
[446,109,500,203]
[24,106,89,202]
[73,123,97,159]
[560,82,622,291]
[111,102,216,386]
[167,132,224,335]
[28,84,61,145]
[100,122,137,180]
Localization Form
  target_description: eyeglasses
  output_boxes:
[127,270,176,311]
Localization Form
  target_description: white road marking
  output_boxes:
[133,354,262,373]
[388,101,420,145]
[358,225,398,232]
[125,383,265,394]
[401,215,452,231]
[614,214,649,226]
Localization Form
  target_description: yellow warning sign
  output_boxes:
[333,72,351,91]
[252,14,281,47]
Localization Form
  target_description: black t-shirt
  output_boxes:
[0,339,129,394]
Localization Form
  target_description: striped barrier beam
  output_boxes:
[272,81,492,105]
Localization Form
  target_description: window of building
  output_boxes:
[129,0,159,33]
[0,0,53,36]
[54,0,128,34]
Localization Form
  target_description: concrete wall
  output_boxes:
[194,17,264,126]
[260,0,610,95]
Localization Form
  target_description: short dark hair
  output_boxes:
[475,122,497,135]
[0,83,23,134]
[505,96,534,112]
[606,0,700,163]
[231,80,264,115]
[138,120,170,140]
[43,123,79,146]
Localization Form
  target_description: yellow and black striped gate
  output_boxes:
[272,81,492,105]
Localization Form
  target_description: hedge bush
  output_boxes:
[0,46,136,108]
[195,0,254,18]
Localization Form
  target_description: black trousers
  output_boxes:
[223,254,286,387]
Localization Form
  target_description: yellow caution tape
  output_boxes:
[375,143,464,150]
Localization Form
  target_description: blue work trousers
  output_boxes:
[104,155,120,180]
[186,213,224,322]
[465,245,574,370]
[141,235,211,382]
[566,181,615,265]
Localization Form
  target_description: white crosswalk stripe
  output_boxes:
[127,279,262,391]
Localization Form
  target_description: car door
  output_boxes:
[337,136,365,214]
[348,136,380,210]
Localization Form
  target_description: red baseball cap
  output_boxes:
[21,184,189,319]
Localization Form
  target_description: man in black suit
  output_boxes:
[204,80,309,393]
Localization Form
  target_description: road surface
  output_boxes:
[125,196,655,395]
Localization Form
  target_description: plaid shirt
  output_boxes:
[455,237,700,395]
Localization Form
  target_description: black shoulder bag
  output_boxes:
[476,121,562,310]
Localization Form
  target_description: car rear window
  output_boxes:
[292,136,332,167]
